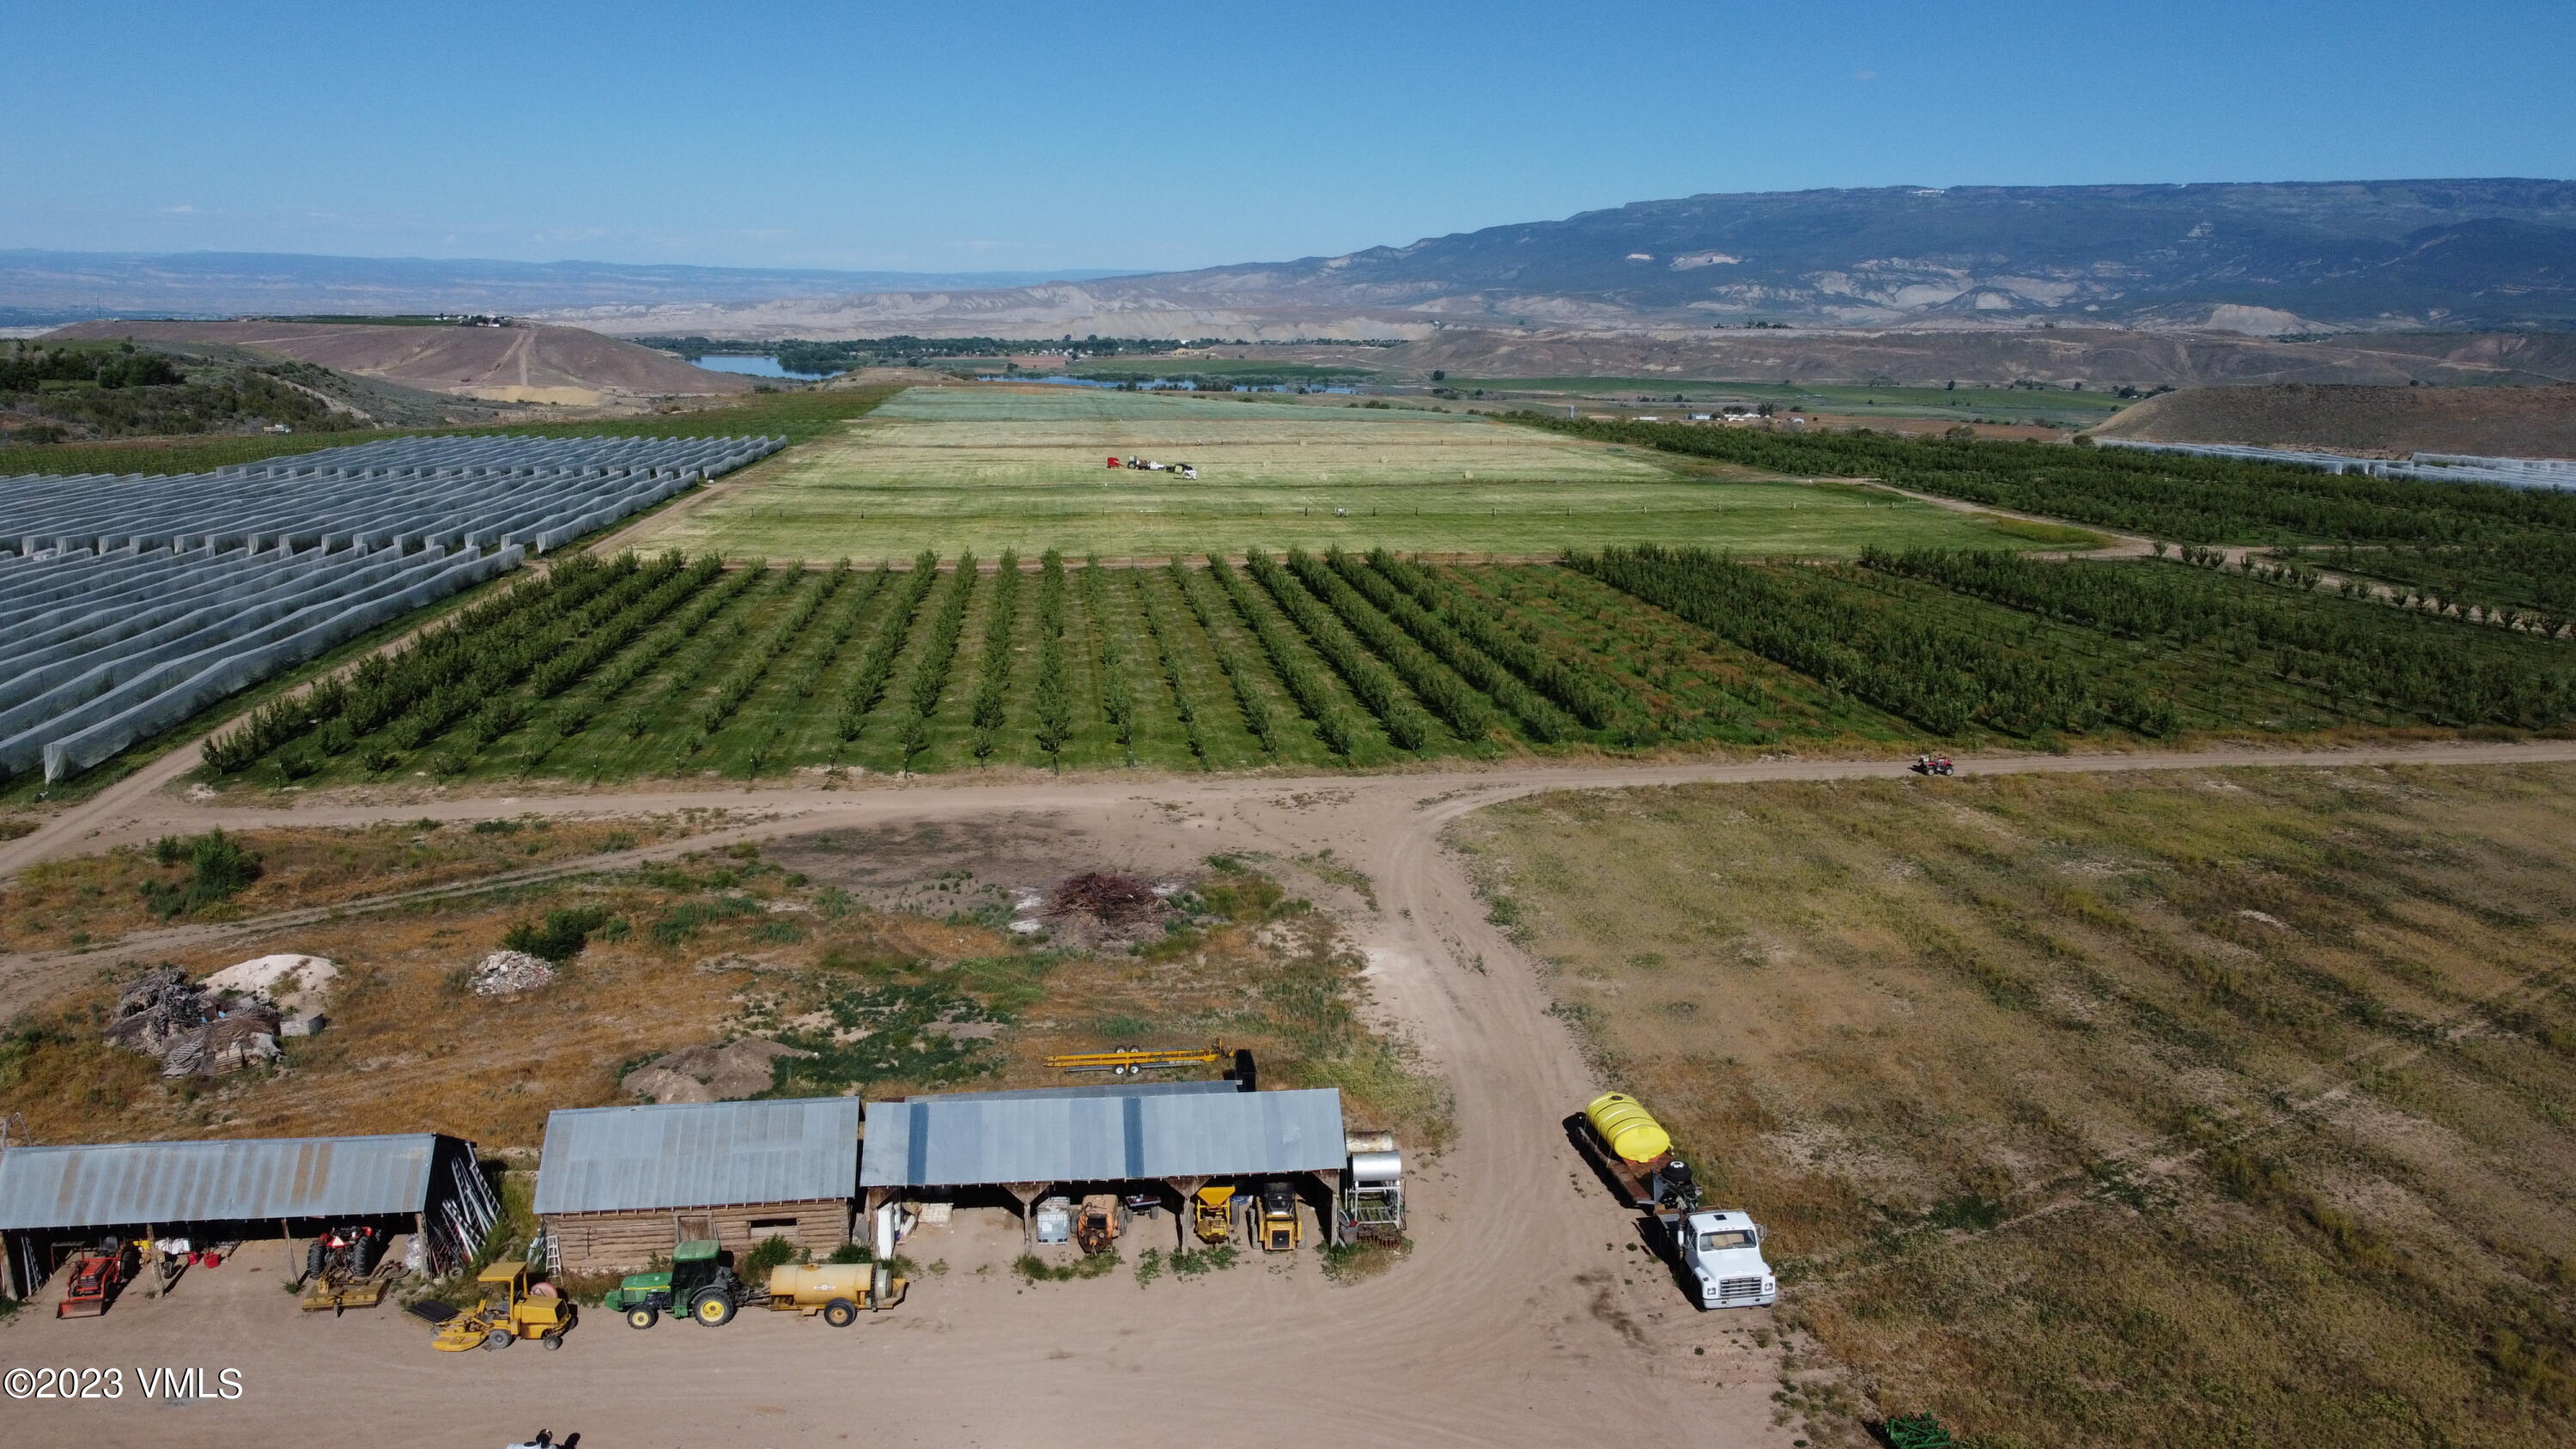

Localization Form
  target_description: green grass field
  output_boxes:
[633,386,2070,559]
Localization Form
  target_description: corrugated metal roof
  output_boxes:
[860,1087,1344,1189]
[905,1080,1242,1104]
[0,1134,453,1230]
[532,1099,863,1216]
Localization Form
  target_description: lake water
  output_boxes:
[690,355,832,381]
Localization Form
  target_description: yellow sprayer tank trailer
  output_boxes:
[762,1263,907,1325]
[1571,1092,1776,1310]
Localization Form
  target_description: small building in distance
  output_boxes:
[533,1099,863,1273]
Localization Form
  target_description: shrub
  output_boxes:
[138,829,262,919]
[501,906,614,962]
[739,1233,800,1284]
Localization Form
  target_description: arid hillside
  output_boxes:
[550,180,2576,338]
[2093,381,2576,455]
[46,319,750,405]
[1356,326,2576,390]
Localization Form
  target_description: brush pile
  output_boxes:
[1047,871,1160,926]
[100,966,283,1077]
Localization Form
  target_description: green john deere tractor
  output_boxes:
[600,1240,749,1329]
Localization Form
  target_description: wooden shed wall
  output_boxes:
[543,1198,851,1273]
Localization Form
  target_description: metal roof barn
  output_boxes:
[0,1133,459,1230]
[860,1087,1345,1190]
[903,1079,1242,1104]
[532,1099,864,1215]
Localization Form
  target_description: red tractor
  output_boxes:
[57,1240,137,1318]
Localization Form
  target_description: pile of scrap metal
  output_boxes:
[100,966,282,1078]
[424,1154,505,1282]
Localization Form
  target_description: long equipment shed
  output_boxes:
[533,1098,864,1272]
[860,1085,1348,1244]
[0,1132,477,1298]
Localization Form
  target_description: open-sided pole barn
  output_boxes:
[0,1132,477,1300]
[860,1083,1347,1248]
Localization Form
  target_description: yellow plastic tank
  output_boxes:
[767,1263,872,1306]
[1583,1092,1673,1164]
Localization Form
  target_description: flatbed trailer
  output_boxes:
[1565,1105,1777,1311]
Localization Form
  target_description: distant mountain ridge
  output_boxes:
[543,179,2576,341]
[12,181,2572,340]
[1226,179,2576,331]
[0,250,1144,324]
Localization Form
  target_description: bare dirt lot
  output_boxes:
[6,740,2576,1446]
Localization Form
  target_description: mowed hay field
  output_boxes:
[1459,767,2576,1448]
[634,385,2053,559]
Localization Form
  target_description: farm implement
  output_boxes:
[55,1241,137,1318]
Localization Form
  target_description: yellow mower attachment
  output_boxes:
[428,1262,574,1352]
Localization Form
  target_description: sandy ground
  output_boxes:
[11,740,2576,1446]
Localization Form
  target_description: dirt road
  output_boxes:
[10,738,2576,1447]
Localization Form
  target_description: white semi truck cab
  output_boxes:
[1670,1208,1777,1309]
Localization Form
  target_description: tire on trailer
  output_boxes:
[823,1298,858,1328]
[691,1289,737,1327]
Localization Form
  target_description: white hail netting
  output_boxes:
[2097,439,2576,492]
[0,433,782,782]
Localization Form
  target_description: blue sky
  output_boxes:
[5,0,2569,275]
